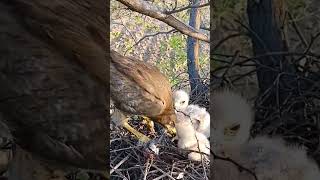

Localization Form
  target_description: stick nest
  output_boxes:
[110,116,210,180]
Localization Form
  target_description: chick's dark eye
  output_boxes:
[181,101,185,104]
[230,124,240,131]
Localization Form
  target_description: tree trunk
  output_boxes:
[187,0,208,105]
[247,0,297,107]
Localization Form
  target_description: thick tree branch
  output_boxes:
[116,0,209,42]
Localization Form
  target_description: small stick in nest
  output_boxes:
[211,150,258,180]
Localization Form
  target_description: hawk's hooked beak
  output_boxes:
[164,124,176,137]
[160,111,177,137]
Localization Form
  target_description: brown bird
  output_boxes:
[0,0,107,179]
[110,50,177,142]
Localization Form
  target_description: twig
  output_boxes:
[151,164,176,180]
[287,12,308,47]
[124,29,177,54]
[212,150,258,180]
[211,33,248,53]
[143,158,152,180]
[110,155,130,175]
[116,0,210,42]
[152,174,167,180]
[164,2,210,14]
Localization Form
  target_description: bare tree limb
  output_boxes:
[287,12,308,48]
[116,0,209,42]
[211,33,248,53]
[134,29,177,47]
[125,29,178,54]
[164,2,210,14]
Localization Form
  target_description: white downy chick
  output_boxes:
[173,90,189,111]
[212,89,320,180]
[173,89,210,138]
[184,104,210,138]
[175,111,210,162]
[212,89,253,154]
[214,136,320,180]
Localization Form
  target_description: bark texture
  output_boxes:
[187,0,208,105]
[116,0,209,42]
[247,0,296,106]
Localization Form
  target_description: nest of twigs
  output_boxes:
[110,116,210,180]
[211,45,320,165]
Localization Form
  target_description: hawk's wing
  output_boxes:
[110,51,173,117]
[0,0,107,169]
[8,0,108,84]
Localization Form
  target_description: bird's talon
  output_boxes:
[122,121,151,143]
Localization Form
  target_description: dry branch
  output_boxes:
[212,150,258,180]
[164,1,210,14]
[116,0,209,42]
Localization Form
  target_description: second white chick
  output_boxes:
[184,104,210,138]
[175,111,210,162]
[214,136,320,180]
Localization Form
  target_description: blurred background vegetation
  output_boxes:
[110,0,210,91]
[211,0,320,97]
[211,0,320,165]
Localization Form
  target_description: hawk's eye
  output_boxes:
[230,124,240,131]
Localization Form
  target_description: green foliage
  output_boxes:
[220,0,239,10]
[168,35,185,49]
[134,15,144,25]
[134,15,161,31]
[144,23,161,32]
[110,0,120,11]
[287,0,306,19]
[214,0,246,18]
[110,31,121,39]
[111,0,210,86]
[199,53,209,68]
[123,38,134,54]
[156,35,188,84]
[210,55,223,70]
[156,34,210,85]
